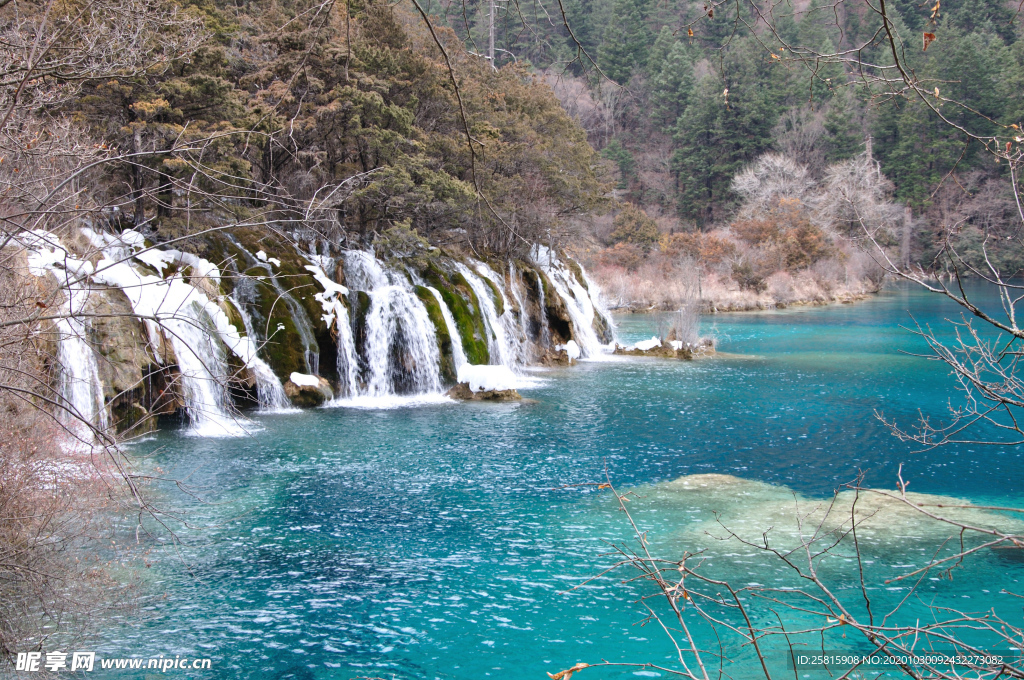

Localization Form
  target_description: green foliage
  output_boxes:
[650,41,694,133]
[672,48,779,224]
[599,0,654,83]
[602,139,636,189]
[610,204,660,250]
[70,0,604,257]
[375,221,433,270]
[823,99,862,163]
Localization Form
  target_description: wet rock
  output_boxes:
[446,382,521,401]
[284,375,333,407]
[538,348,572,366]
[613,340,716,360]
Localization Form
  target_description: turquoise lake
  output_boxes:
[108,283,1024,679]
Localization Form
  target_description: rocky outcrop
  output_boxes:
[284,375,333,407]
[613,340,716,360]
[446,383,522,401]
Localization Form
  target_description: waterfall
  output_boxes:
[342,251,441,398]
[454,263,515,369]
[229,296,290,411]
[57,311,108,433]
[427,286,467,369]
[332,302,359,398]
[532,246,612,359]
[506,264,533,364]
[580,267,616,337]
[83,229,277,436]
[223,234,320,375]
[472,261,528,368]
[303,262,358,399]
[23,231,108,439]
[534,271,551,349]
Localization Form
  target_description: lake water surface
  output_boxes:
[109,283,1024,679]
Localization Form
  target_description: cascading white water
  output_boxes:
[534,271,551,349]
[224,234,320,375]
[580,267,616,336]
[83,229,283,436]
[331,302,359,398]
[57,312,108,433]
[342,251,441,397]
[23,232,109,438]
[505,263,533,365]
[532,246,611,358]
[427,286,467,369]
[303,262,358,399]
[229,297,290,411]
[472,261,528,369]
[454,262,515,369]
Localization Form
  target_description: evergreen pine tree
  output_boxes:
[650,40,694,133]
[822,98,862,162]
[672,75,726,224]
[599,0,654,84]
[647,26,676,76]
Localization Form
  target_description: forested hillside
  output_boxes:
[427,0,1024,308]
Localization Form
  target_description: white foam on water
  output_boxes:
[325,393,454,410]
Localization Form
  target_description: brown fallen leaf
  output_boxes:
[923,32,936,50]
[548,662,590,680]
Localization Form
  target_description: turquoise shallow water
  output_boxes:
[105,283,1024,679]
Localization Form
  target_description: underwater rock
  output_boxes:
[446,382,522,401]
[284,374,333,407]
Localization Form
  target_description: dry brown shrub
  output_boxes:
[660,231,736,265]
[597,242,646,271]
[0,249,136,657]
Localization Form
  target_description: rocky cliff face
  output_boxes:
[20,227,615,436]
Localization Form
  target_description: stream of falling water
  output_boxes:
[24,226,614,432]
[427,286,468,369]
[223,234,320,375]
[454,262,515,368]
[229,296,291,411]
[532,246,605,358]
[341,251,441,398]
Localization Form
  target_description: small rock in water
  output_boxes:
[446,382,521,402]
[284,374,333,407]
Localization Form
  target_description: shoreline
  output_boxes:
[608,290,877,315]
